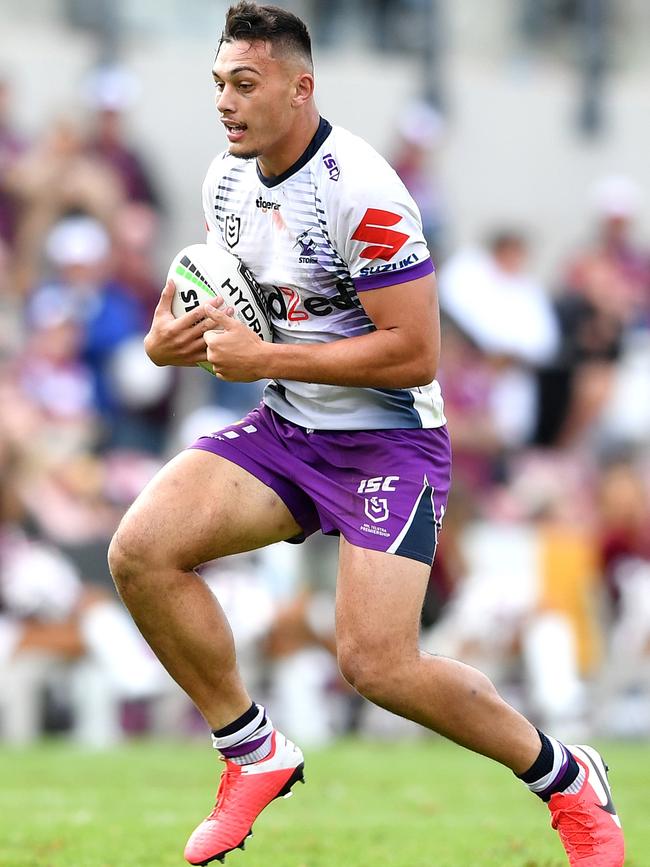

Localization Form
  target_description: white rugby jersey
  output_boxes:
[202,117,446,430]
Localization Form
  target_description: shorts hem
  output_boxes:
[391,548,434,567]
[339,532,434,567]
[188,441,313,541]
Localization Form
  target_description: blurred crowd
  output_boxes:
[1,50,650,751]
[431,170,650,742]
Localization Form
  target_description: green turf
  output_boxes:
[0,738,646,866]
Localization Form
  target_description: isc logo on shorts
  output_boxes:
[357,476,399,494]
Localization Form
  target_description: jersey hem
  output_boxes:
[262,396,445,431]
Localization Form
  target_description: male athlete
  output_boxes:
[108,3,625,865]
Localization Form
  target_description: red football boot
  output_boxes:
[184,731,305,865]
[549,745,625,866]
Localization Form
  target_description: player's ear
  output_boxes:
[291,72,314,107]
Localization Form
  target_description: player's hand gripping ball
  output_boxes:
[167,244,272,374]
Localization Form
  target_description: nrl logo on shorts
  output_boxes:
[364,496,390,523]
[225,214,241,248]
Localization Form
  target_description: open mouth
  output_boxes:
[222,120,248,142]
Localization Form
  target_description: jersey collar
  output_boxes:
[256,116,332,188]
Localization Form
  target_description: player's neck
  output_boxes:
[256,108,321,180]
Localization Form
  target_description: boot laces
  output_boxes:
[208,758,240,819]
[552,803,599,858]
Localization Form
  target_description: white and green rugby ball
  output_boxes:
[167,243,273,374]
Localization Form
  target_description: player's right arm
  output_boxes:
[145,155,228,367]
[144,279,223,367]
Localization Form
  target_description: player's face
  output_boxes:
[212,40,304,164]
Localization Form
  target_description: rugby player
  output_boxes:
[108,4,625,865]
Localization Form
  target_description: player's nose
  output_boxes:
[216,87,234,113]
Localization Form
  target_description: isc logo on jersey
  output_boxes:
[322,152,340,181]
[267,284,361,323]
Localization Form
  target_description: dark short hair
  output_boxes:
[220,2,313,68]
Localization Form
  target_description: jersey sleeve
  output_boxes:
[202,155,227,249]
[333,153,434,293]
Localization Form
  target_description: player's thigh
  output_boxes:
[111,448,302,570]
[335,537,431,666]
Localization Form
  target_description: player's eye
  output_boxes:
[238,82,254,92]
[213,80,225,91]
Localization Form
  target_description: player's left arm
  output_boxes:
[202,272,440,387]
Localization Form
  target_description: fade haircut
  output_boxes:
[220,2,313,70]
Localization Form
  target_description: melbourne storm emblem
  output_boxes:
[294,229,317,264]
[225,214,241,248]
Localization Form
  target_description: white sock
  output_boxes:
[211,702,274,765]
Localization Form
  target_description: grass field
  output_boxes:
[0,737,647,867]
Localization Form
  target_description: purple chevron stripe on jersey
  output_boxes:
[354,257,434,292]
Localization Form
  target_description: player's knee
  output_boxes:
[107,521,154,597]
[337,641,389,701]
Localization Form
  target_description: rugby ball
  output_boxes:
[167,243,272,374]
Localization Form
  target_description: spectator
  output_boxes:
[439,231,559,366]
[566,175,650,327]
[594,458,650,735]
[18,292,96,432]
[391,99,446,261]
[423,453,598,738]
[28,214,169,450]
[108,201,174,453]
[540,176,650,448]
[7,117,124,296]
[0,525,166,746]
[438,231,559,452]
[0,235,22,361]
[83,66,162,210]
[437,321,508,491]
[0,75,27,247]
[111,201,163,319]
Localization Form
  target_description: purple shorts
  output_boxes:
[191,404,451,566]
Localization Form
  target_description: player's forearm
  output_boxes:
[145,339,203,367]
[260,329,438,388]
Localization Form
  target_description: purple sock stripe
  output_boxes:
[220,732,270,759]
[539,749,570,799]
